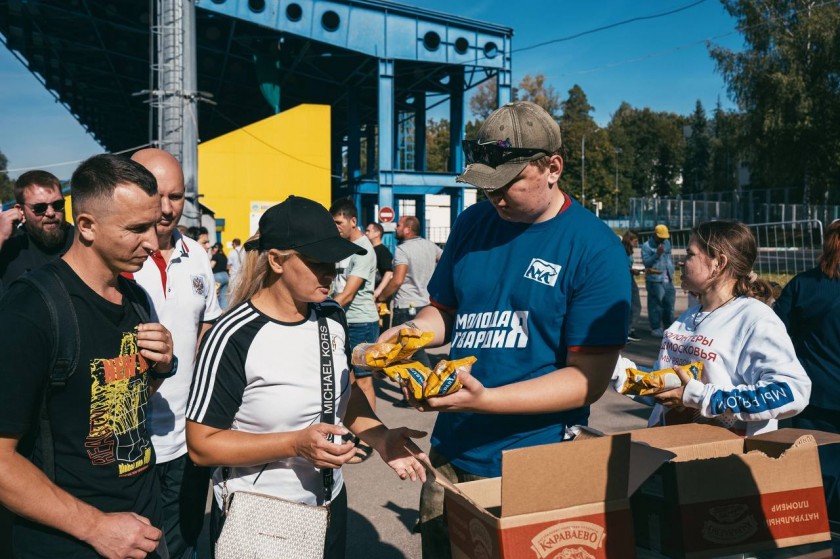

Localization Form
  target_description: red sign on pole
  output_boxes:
[378,206,395,223]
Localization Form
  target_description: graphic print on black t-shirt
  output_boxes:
[0,260,161,557]
[87,326,153,476]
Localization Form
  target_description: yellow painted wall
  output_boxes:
[197,104,332,245]
[64,193,74,224]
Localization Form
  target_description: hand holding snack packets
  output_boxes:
[351,328,434,371]
[351,327,476,400]
[620,361,704,396]
[383,356,476,399]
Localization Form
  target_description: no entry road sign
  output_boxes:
[379,206,395,223]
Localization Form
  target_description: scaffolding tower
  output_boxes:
[149,0,199,200]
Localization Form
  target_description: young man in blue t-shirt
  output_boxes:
[379,101,630,558]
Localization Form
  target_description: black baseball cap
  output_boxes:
[256,196,366,262]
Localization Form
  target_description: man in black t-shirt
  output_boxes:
[365,221,394,302]
[0,170,74,296]
[0,155,175,559]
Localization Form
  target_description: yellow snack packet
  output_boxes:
[383,361,431,399]
[387,328,435,362]
[621,361,704,396]
[351,342,401,371]
[424,356,476,398]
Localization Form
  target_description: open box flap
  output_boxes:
[628,443,676,495]
[500,433,631,517]
[573,425,675,496]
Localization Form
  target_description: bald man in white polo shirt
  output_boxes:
[129,149,222,559]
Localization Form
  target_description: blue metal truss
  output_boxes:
[0,0,513,226]
[197,0,513,224]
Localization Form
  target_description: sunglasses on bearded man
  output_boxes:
[26,199,66,216]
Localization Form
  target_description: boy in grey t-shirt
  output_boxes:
[330,198,379,462]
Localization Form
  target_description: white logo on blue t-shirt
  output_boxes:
[451,310,529,349]
[524,258,562,287]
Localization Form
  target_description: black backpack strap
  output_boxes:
[15,267,80,481]
[118,275,151,324]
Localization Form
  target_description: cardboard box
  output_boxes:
[751,428,840,530]
[629,424,831,558]
[443,433,673,559]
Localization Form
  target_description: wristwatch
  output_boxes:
[150,355,178,380]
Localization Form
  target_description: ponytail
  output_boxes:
[734,270,773,304]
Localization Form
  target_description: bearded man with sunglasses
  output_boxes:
[0,170,74,295]
[378,101,631,558]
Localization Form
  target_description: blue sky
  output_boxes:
[0,0,743,179]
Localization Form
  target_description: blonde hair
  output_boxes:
[227,248,298,309]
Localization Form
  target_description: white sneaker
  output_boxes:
[650,328,664,337]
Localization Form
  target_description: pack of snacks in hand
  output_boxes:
[620,361,704,396]
[424,356,476,398]
[382,356,477,399]
[382,361,431,399]
[388,328,435,362]
[351,343,401,371]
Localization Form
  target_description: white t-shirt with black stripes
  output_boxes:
[187,299,352,507]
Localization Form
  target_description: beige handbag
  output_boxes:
[215,487,330,559]
[215,306,340,559]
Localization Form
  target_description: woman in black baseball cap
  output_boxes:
[185,196,427,558]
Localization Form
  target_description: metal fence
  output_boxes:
[426,226,451,245]
[629,189,840,230]
[636,219,824,281]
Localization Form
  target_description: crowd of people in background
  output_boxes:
[0,100,836,559]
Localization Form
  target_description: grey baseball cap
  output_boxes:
[457,101,563,191]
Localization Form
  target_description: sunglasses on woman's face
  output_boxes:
[26,199,66,216]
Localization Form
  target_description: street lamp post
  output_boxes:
[581,135,586,207]
[614,148,622,216]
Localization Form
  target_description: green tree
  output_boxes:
[709,0,840,203]
[469,76,497,120]
[559,85,614,209]
[425,118,451,172]
[709,101,742,193]
[0,149,14,203]
[606,103,685,198]
[464,119,482,141]
[467,72,560,133]
[518,74,561,118]
[683,101,711,195]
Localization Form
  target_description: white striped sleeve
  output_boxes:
[186,304,260,426]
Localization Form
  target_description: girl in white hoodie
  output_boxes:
[614,221,810,436]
